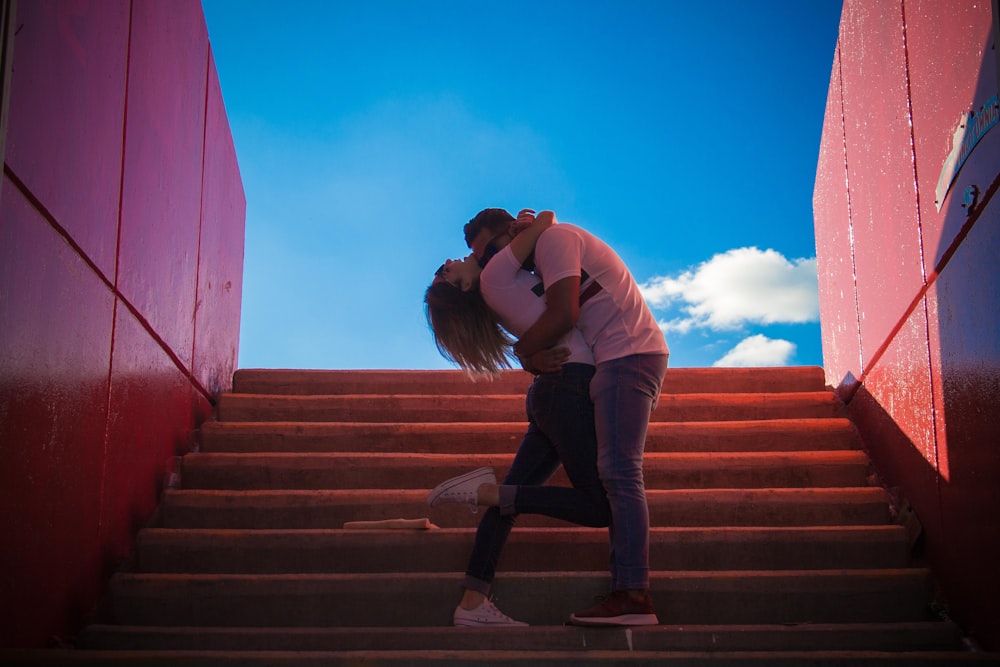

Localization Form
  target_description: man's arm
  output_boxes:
[512,275,580,360]
[508,210,554,264]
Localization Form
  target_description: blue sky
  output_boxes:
[200,0,844,371]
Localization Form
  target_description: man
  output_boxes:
[464,207,669,626]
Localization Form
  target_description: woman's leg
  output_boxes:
[462,380,563,595]
[505,364,610,528]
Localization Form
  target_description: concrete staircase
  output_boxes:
[17,367,1000,664]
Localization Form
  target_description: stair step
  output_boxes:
[216,392,843,423]
[178,451,872,490]
[7,648,998,665]
[155,487,893,529]
[134,526,910,573]
[198,418,861,454]
[79,622,964,652]
[104,570,934,627]
[233,366,828,396]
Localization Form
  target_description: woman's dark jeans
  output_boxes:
[463,363,610,594]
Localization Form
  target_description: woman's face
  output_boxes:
[433,253,481,292]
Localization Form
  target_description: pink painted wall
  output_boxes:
[0,0,245,648]
[814,0,1000,649]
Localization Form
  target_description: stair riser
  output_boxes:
[179,455,872,491]
[106,571,933,627]
[78,623,964,653]
[156,490,892,529]
[199,420,861,454]
[135,529,910,573]
[217,393,843,423]
[233,367,827,396]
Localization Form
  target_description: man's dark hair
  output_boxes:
[464,208,514,247]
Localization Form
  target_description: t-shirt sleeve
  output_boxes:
[480,244,523,296]
[535,226,584,289]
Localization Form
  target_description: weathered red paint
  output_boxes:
[812,43,862,395]
[100,305,212,573]
[838,0,926,367]
[859,300,938,471]
[926,205,1000,646]
[0,178,115,649]
[0,0,243,648]
[905,0,996,273]
[815,0,1000,649]
[3,0,129,280]
[117,0,209,371]
[194,54,246,398]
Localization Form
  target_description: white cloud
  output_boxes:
[656,317,697,335]
[639,247,819,332]
[714,334,796,367]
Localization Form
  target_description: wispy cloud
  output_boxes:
[713,334,796,367]
[639,247,819,332]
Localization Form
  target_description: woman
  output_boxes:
[424,209,610,627]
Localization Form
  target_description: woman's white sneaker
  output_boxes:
[427,467,496,510]
[453,599,527,627]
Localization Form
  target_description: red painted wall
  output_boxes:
[0,0,245,648]
[814,0,1000,649]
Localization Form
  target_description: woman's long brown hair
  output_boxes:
[424,280,514,377]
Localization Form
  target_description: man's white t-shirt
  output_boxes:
[480,245,595,366]
[534,223,668,364]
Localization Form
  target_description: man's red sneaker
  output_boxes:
[568,590,659,627]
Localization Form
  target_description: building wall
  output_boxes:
[814,0,1000,649]
[0,0,245,648]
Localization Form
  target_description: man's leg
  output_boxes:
[569,353,668,626]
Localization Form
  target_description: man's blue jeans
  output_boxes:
[591,353,668,592]
[463,363,611,594]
